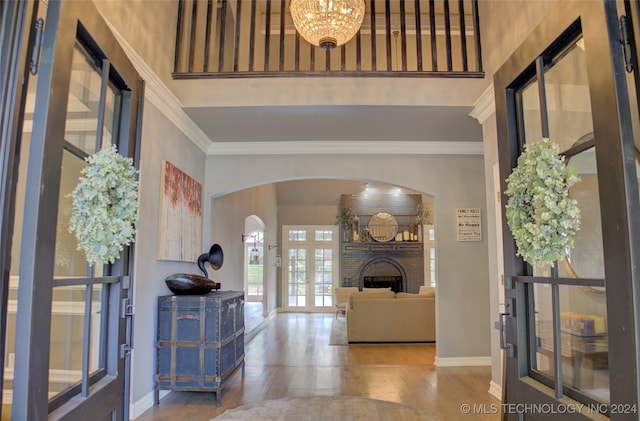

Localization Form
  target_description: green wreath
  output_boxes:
[68,144,138,265]
[504,138,581,267]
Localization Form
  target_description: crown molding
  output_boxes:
[207,140,484,156]
[469,83,496,125]
[103,20,212,153]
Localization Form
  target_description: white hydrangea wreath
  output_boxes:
[504,138,581,267]
[68,144,138,265]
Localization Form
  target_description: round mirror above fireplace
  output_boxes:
[368,212,398,242]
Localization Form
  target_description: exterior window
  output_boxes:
[315,230,333,241]
[288,230,306,241]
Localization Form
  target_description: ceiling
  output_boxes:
[184,104,482,143]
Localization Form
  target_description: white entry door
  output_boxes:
[282,226,338,312]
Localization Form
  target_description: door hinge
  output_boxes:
[121,297,134,318]
[620,15,634,73]
[29,18,44,75]
[120,343,132,358]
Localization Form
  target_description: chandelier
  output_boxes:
[289,0,366,51]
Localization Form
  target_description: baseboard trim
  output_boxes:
[434,356,492,367]
[130,389,170,419]
[245,308,277,343]
[488,380,502,400]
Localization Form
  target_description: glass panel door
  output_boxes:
[10,1,142,419]
[495,1,640,417]
[516,36,609,405]
[283,226,338,312]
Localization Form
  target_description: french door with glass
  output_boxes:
[495,1,640,418]
[282,226,338,312]
[5,1,142,419]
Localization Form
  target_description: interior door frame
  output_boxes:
[11,1,142,419]
[494,0,640,417]
[0,0,38,414]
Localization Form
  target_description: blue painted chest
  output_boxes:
[155,291,245,406]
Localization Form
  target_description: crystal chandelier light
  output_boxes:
[289,0,366,51]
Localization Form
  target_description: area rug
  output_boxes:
[211,395,441,420]
[329,317,348,345]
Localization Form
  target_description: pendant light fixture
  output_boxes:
[289,0,366,51]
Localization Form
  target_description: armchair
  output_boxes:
[334,287,359,319]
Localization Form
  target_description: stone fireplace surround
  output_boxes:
[339,194,425,293]
[340,243,424,293]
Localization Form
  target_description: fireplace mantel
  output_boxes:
[343,242,423,253]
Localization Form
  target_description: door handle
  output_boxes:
[495,299,514,357]
[495,312,509,350]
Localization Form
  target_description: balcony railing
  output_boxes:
[173,0,483,78]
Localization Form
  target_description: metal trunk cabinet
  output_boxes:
[155,291,245,407]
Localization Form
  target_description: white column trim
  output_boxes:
[469,83,496,125]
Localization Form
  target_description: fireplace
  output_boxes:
[363,276,403,292]
[340,243,424,293]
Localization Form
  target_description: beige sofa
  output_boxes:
[346,290,436,343]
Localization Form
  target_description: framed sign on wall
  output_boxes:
[456,208,482,242]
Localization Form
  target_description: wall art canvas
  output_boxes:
[158,160,202,261]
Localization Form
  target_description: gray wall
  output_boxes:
[203,153,491,359]
[94,0,177,89]
[130,104,206,404]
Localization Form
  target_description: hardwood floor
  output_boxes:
[137,313,500,420]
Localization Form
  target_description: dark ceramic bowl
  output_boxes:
[165,273,217,295]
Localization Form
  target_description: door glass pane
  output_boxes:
[545,37,593,152]
[521,80,543,143]
[314,248,333,307]
[49,42,113,401]
[101,84,120,148]
[559,285,609,403]
[66,46,101,154]
[288,248,306,307]
[525,33,608,405]
[49,284,104,399]
[558,148,604,279]
[55,150,97,276]
[533,284,555,381]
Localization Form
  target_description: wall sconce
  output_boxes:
[242,234,260,265]
[241,234,255,242]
